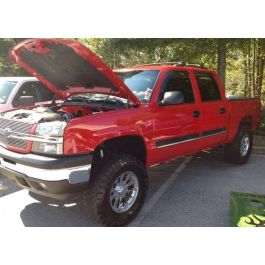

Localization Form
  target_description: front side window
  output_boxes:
[196,73,221,102]
[159,71,195,104]
[35,82,55,101]
[17,82,38,100]
[0,80,17,104]
[115,70,160,103]
[13,82,39,107]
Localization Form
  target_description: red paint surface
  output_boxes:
[62,66,260,166]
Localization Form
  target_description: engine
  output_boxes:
[2,106,95,124]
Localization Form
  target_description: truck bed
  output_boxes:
[226,97,261,143]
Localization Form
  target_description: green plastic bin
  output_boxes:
[229,192,265,227]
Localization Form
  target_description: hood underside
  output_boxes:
[9,39,140,104]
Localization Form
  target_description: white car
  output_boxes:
[0,77,56,112]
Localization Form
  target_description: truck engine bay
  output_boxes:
[2,95,129,124]
[0,94,131,155]
[2,105,95,124]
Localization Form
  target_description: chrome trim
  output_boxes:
[8,132,63,144]
[157,136,198,149]
[0,118,32,149]
[157,129,226,149]
[110,171,139,213]
[0,156,91,184]
[240,134,250,156]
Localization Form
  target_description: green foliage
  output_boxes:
[79,38,218,68]
[0,38,27,76]
[1,38,265,106]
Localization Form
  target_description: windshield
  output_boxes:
[114,70,160,102]
[0,80,17,104]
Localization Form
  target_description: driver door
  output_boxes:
[152,71,202,164]
[12,81,39,108]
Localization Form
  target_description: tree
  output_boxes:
[0,38,27,76]
[217,39,227,89]
[238,39,265,100]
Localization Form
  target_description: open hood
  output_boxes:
[9,39,140,105]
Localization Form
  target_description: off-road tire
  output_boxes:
[224,125,253,165]
[83,153,148,226]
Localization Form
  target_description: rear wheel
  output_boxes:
[224,125,253,165]
[83,153,148,226]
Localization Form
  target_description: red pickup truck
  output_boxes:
[0,39,261,226]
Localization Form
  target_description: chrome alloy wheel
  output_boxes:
[110,171,139,213]
[240,134,250,156]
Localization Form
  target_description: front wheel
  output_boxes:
[83,153,148,226]
[224,125,253,165]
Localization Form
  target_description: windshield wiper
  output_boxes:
[67,96,91,104]
[101,89,112,110]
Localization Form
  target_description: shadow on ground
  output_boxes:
[20,192,98,227]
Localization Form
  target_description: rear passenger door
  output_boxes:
[195,72,229,149]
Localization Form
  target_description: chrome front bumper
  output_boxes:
[0,146,93,200]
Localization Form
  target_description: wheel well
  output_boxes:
[92,136,147,168]
[240,116,252,129]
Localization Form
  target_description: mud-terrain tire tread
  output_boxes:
[224,125,253,165]
[83,153,148,226]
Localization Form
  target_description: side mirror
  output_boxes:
[160,91,184,105]
[17,96,36,107]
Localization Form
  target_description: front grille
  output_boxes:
[0,118,33,150]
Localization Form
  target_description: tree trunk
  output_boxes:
[217,39,227,89]
[256,39,265,98]
[256,40,261,95]
[252,39,256,97]
[247,41,252,97]
[243,59,248,97]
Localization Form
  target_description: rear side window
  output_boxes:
[196,73,221,102]
[160,71,195,104]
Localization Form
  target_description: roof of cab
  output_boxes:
[114,63,215,73]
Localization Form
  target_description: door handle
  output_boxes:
[193,110,201,118]
[220,107,226,114]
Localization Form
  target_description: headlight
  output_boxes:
[35,121,67,137]
[32,121,67,155]
[32,141,63,155]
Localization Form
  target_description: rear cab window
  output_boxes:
[195,73,221,102]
